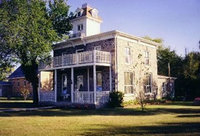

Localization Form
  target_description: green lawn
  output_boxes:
[0,99,200,136]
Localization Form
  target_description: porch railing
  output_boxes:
[73,91,110,104]
[73,91,94,104]
[39,50,111,70]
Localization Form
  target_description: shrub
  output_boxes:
[20,88,30,100]
[108,91,124,108]
[193,97,200,106]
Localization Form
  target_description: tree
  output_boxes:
[157,46,183,77]
[182,52,200,99]
[0,0,72,104]
[133,53,157,111]
[48,0,72,38]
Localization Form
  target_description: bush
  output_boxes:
[108,91,124,108]
[193,97,200,106]
[20,88,30,100]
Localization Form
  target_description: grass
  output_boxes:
[0,99,200,136]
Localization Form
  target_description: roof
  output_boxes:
[0,81,11,85]
[70,3,102,23]
[8,66,25,79]
[54,30,161,50]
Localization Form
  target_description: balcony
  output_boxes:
[69,32,85,39]
[39,50,111,70]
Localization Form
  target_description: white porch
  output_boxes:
[38,50,112,105]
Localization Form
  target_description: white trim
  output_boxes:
[109,66,112,91]
[117,36,156,49]
[93,65,96,104]
[118,36,138,43]
[39,63,111,71]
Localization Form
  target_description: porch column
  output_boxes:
[109,66,112,91]
[71,67,74,103]
[93,65,96,104]
[54,69,57,102]
[87,67,90,92]
[38,71,41,102]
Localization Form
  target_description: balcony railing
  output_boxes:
[39,50,111,70]
[69,32,85,39]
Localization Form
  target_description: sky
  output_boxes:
[68,0,200,56]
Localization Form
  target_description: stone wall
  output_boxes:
[116,37,158,100]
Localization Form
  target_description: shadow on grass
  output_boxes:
[0,106,200,117]
[0,108,157,117]
[177,114,200,118]
[0,102,35,109]
[82,122,200,136]
[163,101,194,106]
[0,100,200,117]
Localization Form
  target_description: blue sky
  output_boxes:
[68,0,200,56]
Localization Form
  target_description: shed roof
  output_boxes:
[8,66,25,79]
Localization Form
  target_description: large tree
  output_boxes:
[157,46,183,77]
[0,0,71,104]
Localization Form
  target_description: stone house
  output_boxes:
[38,4,175,107]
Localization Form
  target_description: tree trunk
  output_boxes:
[32,82,38,105]
[21,60,39,105]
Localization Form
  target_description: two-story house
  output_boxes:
[38,4,175,107]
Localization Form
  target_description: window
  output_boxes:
[77,75,83,91]
[144,73,152,93]
[77,24,83,31]
[17,81,20,87]
[96,71,102,91]
[91,9,98,17]
[62,74,67,91]
[77,12,81,17]
[125,47,131,64]
[94,46,101,51]
[144,51,150,65]
[24,80,26,86]
[124,72,135,94]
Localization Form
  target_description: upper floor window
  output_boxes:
[125,47,131,64]
[77,24,83,31]
[77,12,81,17]
[91,9,98,18]
[124,72,135,94]
[144,51,150,65]
[17,81,20,87]
[144,73,152,93]
[94,46,101,51]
